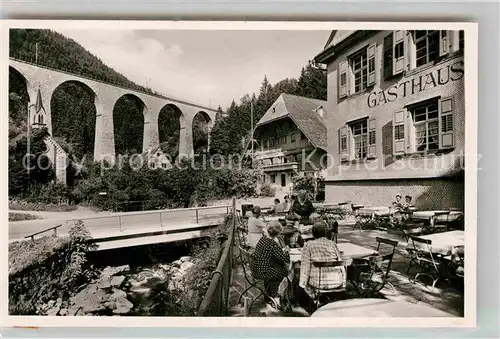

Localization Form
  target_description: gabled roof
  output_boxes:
[255,93,327,150]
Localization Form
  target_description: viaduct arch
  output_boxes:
[9,58,218,172]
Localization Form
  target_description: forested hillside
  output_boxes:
[10,29,157,94]
[210,63,327,155]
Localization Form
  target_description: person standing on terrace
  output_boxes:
[247,206,268,247]
[289,190,315,224]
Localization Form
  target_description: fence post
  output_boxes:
[196,209,199,224]
[53,227,57,237]
[160,212,163,232]
[119,216,122,232]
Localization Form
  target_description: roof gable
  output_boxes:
[255,93,328,150]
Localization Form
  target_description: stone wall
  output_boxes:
[325,176,464,210]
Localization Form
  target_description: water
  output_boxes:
[86,239,207,316]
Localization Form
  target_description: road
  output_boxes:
[9,197,279,242]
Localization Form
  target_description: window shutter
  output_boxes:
[383,33,393,80]
[367,118,377,158]
[338,125,349,162]
[393,109,407,156]
[339,60,348,99]
[393,30,405,75]
[367,43,377,87]
[439,97,454,149]
[439,30,449,57]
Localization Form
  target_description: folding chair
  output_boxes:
[403,224,425,242]
[311,261,346,309]
[432,211,451,233]
[352,237,398,297]
[236,245,278,312]
[408,236,445,288]
[355,253,396,297]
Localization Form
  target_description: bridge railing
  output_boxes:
[25,204,232,241]
[197,197,236,316]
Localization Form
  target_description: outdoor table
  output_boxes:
[289,242,378,263]
[411,210,463,224]
[408,230,464,256]
[357,206,393,218]
[311,298,453,317]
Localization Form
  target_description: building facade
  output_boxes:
[252,93,328,194]
[315,30,465,210]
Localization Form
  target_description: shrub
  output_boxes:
[259,183,276,197]
[292,176,316,194]
[9,220,98,315]
[177,225,228,315]
[9,212,40,221]
[9,200,77,212]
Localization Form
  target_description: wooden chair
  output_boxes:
[408,236,445,288]
[310,260,346,309]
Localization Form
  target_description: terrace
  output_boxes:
[200,200,464,318]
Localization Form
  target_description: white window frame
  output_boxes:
[410,99,440,152]
[351,119,369,160]
[413,30,440,68]
[350,48,369,94]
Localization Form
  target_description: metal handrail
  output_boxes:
[197,197,236,316]
[25,224,62,240]
[65,204,232,222]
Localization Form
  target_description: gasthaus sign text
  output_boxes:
[367,60,464,108]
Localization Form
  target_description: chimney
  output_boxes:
[315,105,325,118]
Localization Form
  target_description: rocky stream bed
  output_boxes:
[36,256,195,316]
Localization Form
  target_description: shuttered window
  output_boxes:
[393,109,407,156]
[393,30,406,74]
[338,60,348,99]
[383,33,393,79]
[367,118,377,158]
[367,43,376,86]
[439,30,449,56]
[439,97,455,149]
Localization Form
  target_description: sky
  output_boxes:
[55,29,331,110]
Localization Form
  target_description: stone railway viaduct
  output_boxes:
[9,58,218,174]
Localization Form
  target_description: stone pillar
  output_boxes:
[94,100,116,165]
[179,115,194,158]
[143,102,161,153]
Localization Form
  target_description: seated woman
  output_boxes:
[298,221,346,302]
[250,221,291,307]
[289,190,316,224]
[247,206,268,247]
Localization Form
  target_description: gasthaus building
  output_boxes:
[314,29,465,210]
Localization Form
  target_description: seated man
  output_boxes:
[298,221,346,302]
[247,206,268,247]
[269,198,287,214]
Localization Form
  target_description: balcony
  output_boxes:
[261,161,300,172]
